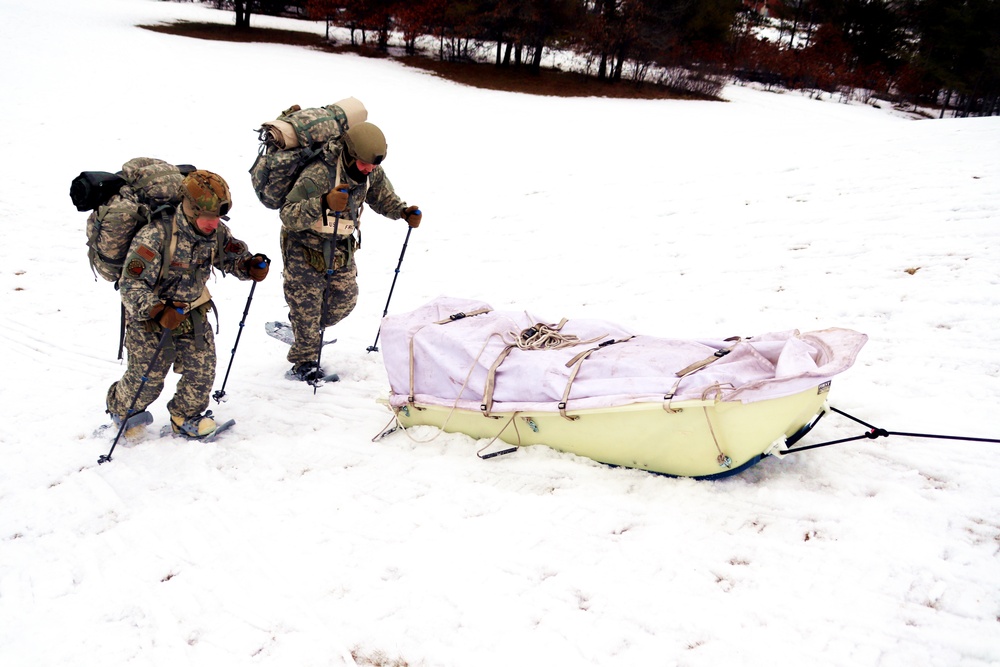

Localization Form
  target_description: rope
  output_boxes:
[510,319,606,351]
[475,413,520,459]
[481,320,607,417]
[782,406,1000,454]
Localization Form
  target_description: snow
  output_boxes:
[1,1,999,665]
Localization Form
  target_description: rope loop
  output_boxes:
[510,319,607,351]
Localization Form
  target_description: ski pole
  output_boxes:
[98,326,173,464]
[367,220,416,353]
[213,257,268,403]
[312,288,330,395]
[310,211,343,394]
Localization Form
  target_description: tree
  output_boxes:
[810,0,909,71]
[233,0,301,28]
[234,0,253,28]
[306,0,346,39]
[910,0,1000,116]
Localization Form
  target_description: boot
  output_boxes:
[170,411,218,439]
[111,410,153,440]
[288,361,325,382]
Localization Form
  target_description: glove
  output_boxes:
[246,253,270,282]
[402,205,422,228]
[324,184,350,212]
[149,301,187,330]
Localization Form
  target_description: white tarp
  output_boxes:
[380,297,868,413]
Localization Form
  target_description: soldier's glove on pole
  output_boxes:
[149,301,187,330]
[324,185,350,212]
[402,205,422,228]
[246,253,271,282]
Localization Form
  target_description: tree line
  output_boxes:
[223,0,999,116]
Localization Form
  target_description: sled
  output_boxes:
[377,297,868,479]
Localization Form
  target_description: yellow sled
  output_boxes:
[389,382,830,479]
[379,298,865,479]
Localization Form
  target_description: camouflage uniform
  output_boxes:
[279,139,410,365]
[106,207,255,421]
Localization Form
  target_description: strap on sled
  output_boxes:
[674,336,742,377]
[433,307,492,325]
[557,337,635,421]
[481,320,607,418]
[663,337,742,413]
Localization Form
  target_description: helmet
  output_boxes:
[342,122,387,165]
[181,170,231,219]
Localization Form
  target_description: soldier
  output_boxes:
[105,171,270,439]
[279,121,422,381]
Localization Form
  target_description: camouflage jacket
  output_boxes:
[279,139,408,252]
[119,208,254,323]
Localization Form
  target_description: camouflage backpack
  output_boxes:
[71,157,194,285]
[249,97,367,210]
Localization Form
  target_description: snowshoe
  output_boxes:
[106,410,153,440]
[286,361,340,384]
[170,411,219,439]
[265,321,336,348]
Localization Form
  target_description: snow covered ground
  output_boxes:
[1,1,999,665]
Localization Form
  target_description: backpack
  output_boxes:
[71,157,195,285]
[249,97,367,210]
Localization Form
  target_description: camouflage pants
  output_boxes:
[281,235,359,365]
[105,318,216,421]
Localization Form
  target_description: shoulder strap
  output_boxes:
[153,206,178,287]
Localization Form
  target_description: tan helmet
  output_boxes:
[181,170,232,219]
[342,122,387,165]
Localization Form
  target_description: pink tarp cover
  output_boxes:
[381,297,868,413]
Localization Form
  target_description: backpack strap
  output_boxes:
[159,207,221,334]
[117,302,126,361]
[114,207,174,359]
[161,210,178,287]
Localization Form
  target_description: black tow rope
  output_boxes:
[782,406,1000,455]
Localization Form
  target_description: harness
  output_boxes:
[312,157,364,274]
[117,207,221,357]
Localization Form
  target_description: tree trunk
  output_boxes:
[529,42,543,73]
[234,0,251,29]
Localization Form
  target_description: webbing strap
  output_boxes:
[674,337,741,378]
[406,324,433,407]
[323,236,335,273]
[158,209,178,287]
[156,211,221,335]
[433,307,492,325]
[481,321,609,417]
[558,337,635,420]
[663,339,741,412]
[481,344,516,417]
[192,308,205,349]
[404,309,494,406]
[118,302,126,360]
